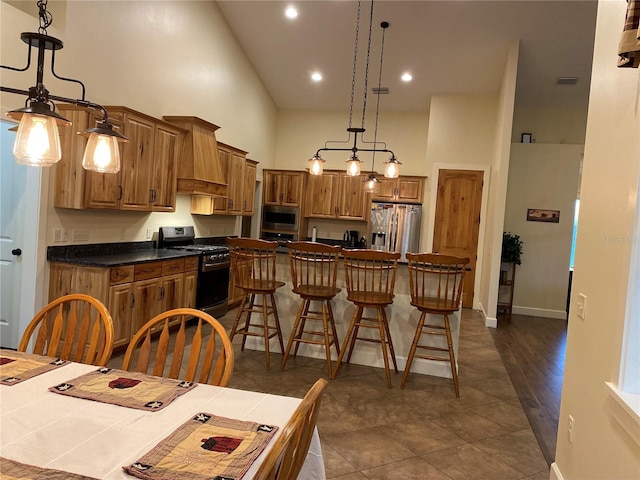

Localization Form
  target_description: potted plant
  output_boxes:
[501,232,523,265]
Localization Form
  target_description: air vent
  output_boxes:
[556,77,579,85]
[372,87,390,94]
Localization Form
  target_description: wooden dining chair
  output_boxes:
[281,241,342,378]
[227,237,285,369]
[253,378,328,480]
[333,249,401,388]
[18,293,114,366]
[401,253,469,397]
[121,308,234,386]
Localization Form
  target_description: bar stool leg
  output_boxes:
[444,314,460,398]
[345,306,363,364]
[241,294,257,352]
[293,300,311,357]
[270,293,285,353]
[332,306,361,378]
[321,301,334,379]
[229,292,247,343]
[261,294,271,370]
[376,308,393,389]
[281,299,307,372]
[381,308,398,373]
[327,301,341,357]
[401,311,427,388]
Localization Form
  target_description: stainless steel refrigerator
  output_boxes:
[369,202,422,262]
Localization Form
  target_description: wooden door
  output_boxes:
[281,172,304,206]
[132,278,161,334]
[183,271,198,309]
[337,173,368,220]
[213,146,231,213]
[228,153,245,215]
[151,124,181,212]
[120,113,154,211]
[108,283,133,348]
[305,172,339,218]
[433,169,484,308]
[262,170,282,205]
[242,161,257,215]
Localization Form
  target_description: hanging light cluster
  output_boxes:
[1,0,127,172]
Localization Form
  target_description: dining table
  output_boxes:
[0,349,326,479]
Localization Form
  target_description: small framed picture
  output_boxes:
[527,208,560,223]
[521,133,532,143]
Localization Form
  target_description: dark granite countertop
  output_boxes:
[47,241,200,267]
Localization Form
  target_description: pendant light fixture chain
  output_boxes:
[37,0,53,35]
[360,1,374,130]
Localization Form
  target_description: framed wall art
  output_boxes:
[527,209,560,223]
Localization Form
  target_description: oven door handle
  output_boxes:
[201,261,231,273]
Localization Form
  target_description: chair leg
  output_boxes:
[281,299,307,372]
[401,311,427,389]
[228,292,247,343]
[444,314,460,398]
[376,308,393,389]
[332,306,361,379]
[321,300,334,379]
[345,306,363,364]
[241,294,256,352]
[261,294,271,370]
[293,300,311,357]
[327,301,341,358]
[380,308,398,373]
[270,293,285,354]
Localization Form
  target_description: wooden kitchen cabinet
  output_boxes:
[49,256,199,350]
[243,160,258,215]
[263,170,305,207]
[371,175,425,204]
[304,170,369,220]
[54,105,185,212]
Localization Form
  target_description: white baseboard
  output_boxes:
[512,306,567,320]
[550,462,564,480]
[479,302,497,328]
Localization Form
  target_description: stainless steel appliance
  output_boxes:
[262,205,299,231]
[261,231,298,253]
[369,202,422,262]
[158,226,230,318]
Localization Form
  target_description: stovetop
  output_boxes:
[169,244,229,254]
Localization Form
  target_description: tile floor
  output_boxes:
[110,308,549,480]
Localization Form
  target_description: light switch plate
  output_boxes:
[576,293,587,320]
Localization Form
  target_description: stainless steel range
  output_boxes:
[158,226,230,318]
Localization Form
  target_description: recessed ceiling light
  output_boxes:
[311,72,322,82]
[401,72,413,82]
[285,6,298,19]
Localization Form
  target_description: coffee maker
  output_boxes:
[343,230,366,248]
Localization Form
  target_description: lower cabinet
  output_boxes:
[49,256,199,350]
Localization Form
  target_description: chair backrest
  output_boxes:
[287,241,341,297]
[121,308,234,386]
[227,237,280,289]
[406,253,470,312]
[342,249,400,303]
[254,378,328,480]
[18,293,114,366]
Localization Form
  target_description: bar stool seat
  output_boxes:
[281,242,342,379]
[333,249,400,388]
[401,253,469,397]
[227,237,285,370]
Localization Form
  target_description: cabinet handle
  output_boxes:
[150,189,156,202]
[243,200,247,210]
[130,293,135,308]
[159,286,165,300]
[118,186,123,200]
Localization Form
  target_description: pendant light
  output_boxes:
[310,1,399,181]
[0,0,127,171]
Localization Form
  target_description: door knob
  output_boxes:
[11,248,22,256]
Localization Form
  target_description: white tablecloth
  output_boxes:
[0,360,325,479]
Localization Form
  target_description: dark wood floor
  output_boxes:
[490,313,567,466]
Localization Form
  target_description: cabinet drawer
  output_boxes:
[110,266,135,285]
[184,256,199,272]
[162,258,185,275]
[134,261,163,281]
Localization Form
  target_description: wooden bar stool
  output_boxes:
[281,241,342,378]
[333,249,400,388]
[401,253,469,397]
[227,237,285,369]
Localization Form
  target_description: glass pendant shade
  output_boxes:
[384,155,401,178]
[308,155,324,176]
[346,154,361,176]
[12,112,63,166]
[364,174,379,193]
[82,133,121,173]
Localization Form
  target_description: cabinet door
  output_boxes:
[132,278,161,334]
[337,173,368,220]
[396,176,424,204]
[228,153,245,215]
[161,273,185,312]
[108,283,134,348]
[262,170,282,206]
[183,271,198,309]
[213,146,231,213]
[242,161,257,215]
[120,113,155,211]
[371,177,397,202]
[151,124,181,212]
[305,172,339,218]
[280,172,304,206]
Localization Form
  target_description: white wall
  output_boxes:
[552,0,640,478]
[505,143,582,319]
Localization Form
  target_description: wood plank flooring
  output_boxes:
[490,313,567,466]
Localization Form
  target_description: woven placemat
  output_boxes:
[49,367,196,411]
[0,457,97,479]
[0,349,68,386]
[123,413,278,480]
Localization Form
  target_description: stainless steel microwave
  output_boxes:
[262,205,299,231]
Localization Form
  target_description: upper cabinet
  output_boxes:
[54,105,186,212]
[190,143,257,217]
[304,170,369,221]
[371,175,425,204]
[263,170,305,207]
[162,116,227,198]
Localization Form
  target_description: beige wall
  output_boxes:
[512,107,589,145]
[505,143,582,318]
[553,0,640,478]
